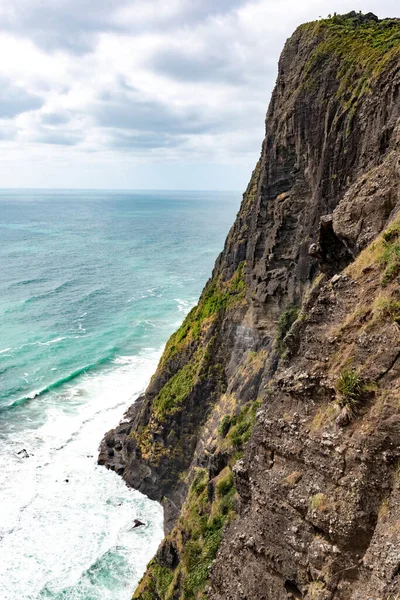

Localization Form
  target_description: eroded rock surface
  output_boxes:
[99,12,400,600]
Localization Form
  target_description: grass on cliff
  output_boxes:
[160,262,247,367]
[276,304,300,354]
[132,340,223,462]
[218,398,261,451]
[372,294,400,324]
[134,467,236,600]
[301,12,400,120]
[133,264,247,462]
[335,368,365,416]
[347,215,400,285]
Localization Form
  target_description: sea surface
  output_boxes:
[0,189,240,600]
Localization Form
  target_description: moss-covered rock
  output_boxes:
[134,467,236,600]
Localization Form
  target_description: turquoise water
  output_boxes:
[0,189,240,600]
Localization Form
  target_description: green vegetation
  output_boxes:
[226,399,260,449]
[335,368,365,413]
[310,492,328,511]
[347,215,400,286]
[131,264,247,467]
[218,415,232,438]
[139,564,174,600]
[134,467,236,600]
[153,362,197,418]
[380,221,400,285]
[277,304,299,352]
[372,294,400,324]
[133,396,262,599]
[180,469,235,598]
[216,470,234,496]
[161,262,247,366]
[300,12,400,129]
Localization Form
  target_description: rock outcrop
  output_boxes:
[99,12,400,600]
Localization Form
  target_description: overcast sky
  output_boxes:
[0,0,397,190]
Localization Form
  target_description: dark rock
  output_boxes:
[132,519,145,529]
[156,539,179,569]
[17,449,29,459]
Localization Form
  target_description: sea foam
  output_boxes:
[0,349,164,600]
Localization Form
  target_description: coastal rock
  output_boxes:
[132,519,145,529]
[17,449,29,459]
[99,12,400,600]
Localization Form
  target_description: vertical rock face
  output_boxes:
[99,13,400,600]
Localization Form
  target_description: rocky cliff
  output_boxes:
[99,12,400,600]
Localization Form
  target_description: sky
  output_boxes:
[0,0,398,190]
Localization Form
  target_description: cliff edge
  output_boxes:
[99,12,400,600]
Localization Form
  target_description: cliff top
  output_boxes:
[299,12,400,80]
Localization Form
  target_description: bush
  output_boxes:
[216,471,234,496]
[227,400,260,449]
[335,368,364,412]
[218,415,232,437]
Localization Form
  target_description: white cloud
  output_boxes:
[0,0,397,189]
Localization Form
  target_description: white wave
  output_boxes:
[17,337,68,350]
[0,347,164,600]
[0,347,11,354]
[38,336,66,346]
[175,298,196,315]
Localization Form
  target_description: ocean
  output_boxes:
[0,189,240,600]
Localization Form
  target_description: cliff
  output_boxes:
[99,12,400,600]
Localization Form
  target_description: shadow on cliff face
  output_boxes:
[308,214,353,278]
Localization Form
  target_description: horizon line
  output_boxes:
[0,187,242,193]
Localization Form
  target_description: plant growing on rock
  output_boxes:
[134,467,236,599]
[310,492,328,511]
[372,294,400,324]
[381,223,400,285]
[335,368,365,421]
[218,415,232,438]
[277,304,300,353]
[226,400,260,449]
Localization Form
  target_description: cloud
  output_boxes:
[94,87,222,137]
[41,112,71,125]
[0,79,42,118]
[0,0,248,52]
[33,131,83,146]
[0,0,398,189]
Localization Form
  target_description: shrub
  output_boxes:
[227,400,260,449]
[153,361,196,419]
[190,469,208,497]
[335,368,365,412]
[152,565,174,598]
[216,471,234,496]
[218,415,232,438]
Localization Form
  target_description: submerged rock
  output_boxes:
[132,519,145,529]
[17,449,29,459]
